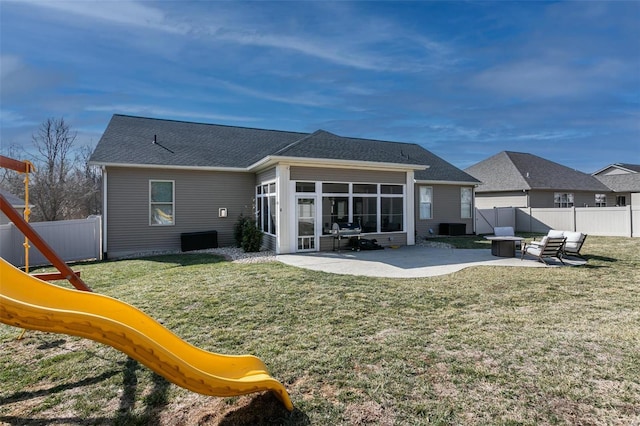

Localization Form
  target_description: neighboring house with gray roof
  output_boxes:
[592,163,640,207]
[465,151,614,209]
[90,114,479,258]
[0,188,30,225]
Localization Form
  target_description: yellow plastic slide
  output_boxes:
[0,258,293,411]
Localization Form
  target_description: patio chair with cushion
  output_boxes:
[521,236,566,266]
[561,232,587,259]
[530,230,587,259]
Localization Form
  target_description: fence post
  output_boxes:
[572,207,577,232]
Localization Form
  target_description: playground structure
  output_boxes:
[0,155,293,411]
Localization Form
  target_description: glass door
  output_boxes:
[296,197,316,252]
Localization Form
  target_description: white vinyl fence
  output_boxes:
[475,207,517,234]
[476,206,637,237]
[516,206,636,237]
[0,216,102,267]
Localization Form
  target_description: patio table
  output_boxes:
[484,236,524,258]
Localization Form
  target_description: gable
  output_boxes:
[466,151,610,193]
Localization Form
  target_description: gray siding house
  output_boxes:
[90,115,479,258]
[592,163,640,207]
[465,151,614,209]
[0,188,29,225]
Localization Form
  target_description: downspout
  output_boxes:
[102,166,108,259]
[472,185,477,235]
[406,171,415,245]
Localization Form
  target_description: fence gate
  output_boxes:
[475,207,516,235]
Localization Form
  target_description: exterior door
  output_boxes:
[296,197,316,252]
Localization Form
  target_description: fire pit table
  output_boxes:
[484,236,524,258]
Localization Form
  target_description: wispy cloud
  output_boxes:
[14,0,453,73]
[16,0,188,34]
[209,79,337,108]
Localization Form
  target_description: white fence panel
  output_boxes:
[0,223,20,265]
[0,216,102,267]
[516,207,634,237]
[576,207,631,237]
[475,207,516,234]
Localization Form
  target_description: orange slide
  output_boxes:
[0,258,293,411]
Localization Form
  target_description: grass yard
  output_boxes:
[1,236,639,425]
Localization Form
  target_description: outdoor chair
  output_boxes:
[561,232,587,259]
[521,236,566,266]
[532,230,587,259]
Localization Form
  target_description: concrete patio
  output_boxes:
[277,245,587,278]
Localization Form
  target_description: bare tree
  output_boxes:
[69,145,102,217]
[0,144,28,198]
[1,118,102,221]
[29,117,77,221]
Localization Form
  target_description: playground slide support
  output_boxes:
[0,193,91,292]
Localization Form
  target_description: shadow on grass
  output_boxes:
[133,253,229,267]
[0,357,171,426]
[583,254,617,263]
[114,357,170,425]
[0,370,121,406]
[215,393,310,425]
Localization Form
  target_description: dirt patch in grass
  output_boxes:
[158,392,298,425]
[344,400,395,425]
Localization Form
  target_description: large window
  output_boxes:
[554,192,574,208]
[150,180,174,225]
[616,195,627,207]
[381,197,403,231]
[354,197,377,232]
[319,182,403,234]
[419,186,432,219]
[256,183,276,235]
[595,194,606,207]
[461,187,473,218]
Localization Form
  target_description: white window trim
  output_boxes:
[419,186,433,220]
[461,187,473,219]
[319,181,405,233]
[149,180,175,226]
[256,180,277,236]
[554,192,575,208]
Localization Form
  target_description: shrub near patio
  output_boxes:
[1,236,639,425]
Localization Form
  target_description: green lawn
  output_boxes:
[1,236,639,425]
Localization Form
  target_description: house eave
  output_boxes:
[415,179,480,186]
[248,155,429,173]
[88,161,248,173]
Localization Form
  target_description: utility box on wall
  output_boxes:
[439,223,466,236]
[180,230,218,252]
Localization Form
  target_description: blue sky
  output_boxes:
[1,1,638,173]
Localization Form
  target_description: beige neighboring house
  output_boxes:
[89,114,480,258]
[0,188,30,225]
[465,151,614,209]
[592,163,640,207]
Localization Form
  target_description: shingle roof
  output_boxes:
[90,114,479,184]
[595,174,640,192]
[465,151,610,192]
[592,163,640,175]
[0,188,26,207]
[89,115,307,168]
